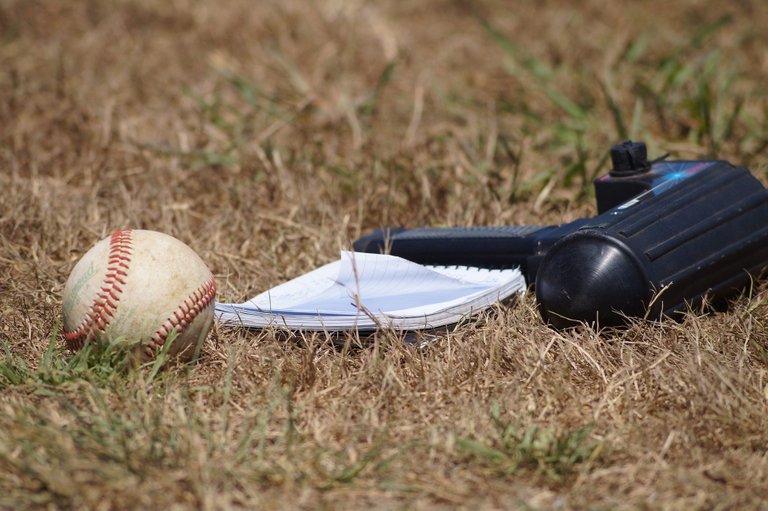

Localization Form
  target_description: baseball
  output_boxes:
[62,229,216,361]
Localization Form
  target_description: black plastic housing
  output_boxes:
[537,161,768,328]
[353,146,768,328]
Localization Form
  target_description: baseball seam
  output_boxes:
[144,274,217,358]
[63,229,133,349]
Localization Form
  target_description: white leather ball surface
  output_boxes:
[62,229,216,360]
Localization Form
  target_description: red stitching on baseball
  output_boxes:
[63,229,134,349]
[145,274,216,356]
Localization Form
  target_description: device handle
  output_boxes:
[353,223,595,282]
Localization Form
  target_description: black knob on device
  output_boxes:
[609,140,650,176]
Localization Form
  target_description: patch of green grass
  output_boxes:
[0,357,402,509]
[0,327,179,389]
[137,71,301,169]
[358,60,398,118]
[456,405,602,481]
[478,12,766,197]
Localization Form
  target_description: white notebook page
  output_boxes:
[216,251,524,331]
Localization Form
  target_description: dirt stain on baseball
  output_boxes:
[63,261,97,317]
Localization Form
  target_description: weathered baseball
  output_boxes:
[62,229,216,361]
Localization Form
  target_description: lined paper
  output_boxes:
[215,251,524,331]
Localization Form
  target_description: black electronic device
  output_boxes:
[353,141,768,328]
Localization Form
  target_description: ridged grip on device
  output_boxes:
[536,162,768,328]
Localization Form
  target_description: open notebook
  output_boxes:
[215,251,525,332]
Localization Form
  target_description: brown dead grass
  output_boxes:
[2,0,768,509]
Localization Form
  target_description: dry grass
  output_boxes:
[2,0,768,509]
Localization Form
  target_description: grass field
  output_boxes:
[2,0,768,509]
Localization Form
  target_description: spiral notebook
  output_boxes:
[215,251,525,332]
